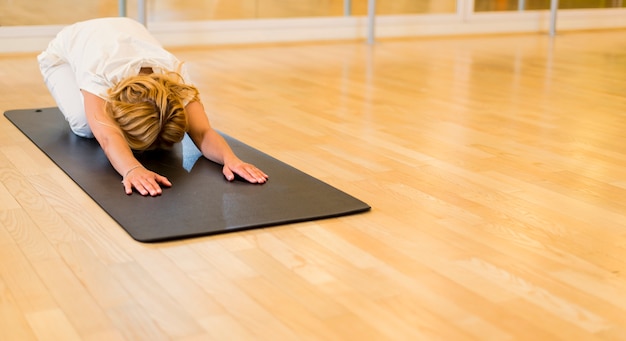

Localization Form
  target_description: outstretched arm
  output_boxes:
[82,90,171,196]
[185,100,268,183]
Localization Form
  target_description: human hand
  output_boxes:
[223,160,268,184]
[121,165,172,196]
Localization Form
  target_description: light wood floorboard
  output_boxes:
[1,30,626,340]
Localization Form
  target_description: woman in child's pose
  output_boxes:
[38,17,268,196]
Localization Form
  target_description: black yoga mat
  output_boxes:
[4,108,370,242]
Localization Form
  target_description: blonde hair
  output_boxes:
[105,72,199,151]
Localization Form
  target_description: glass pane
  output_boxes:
[475,0,521,11]
[0,0,459,26]
[2,0,623,25]
[256,0,344,18]
[526,0,626,10]
[350,0,457,15]
[148,0,344,21]
[150,0,458,21]
[149,0,258,21]
[0,0,118,25]
[475,0,626,11]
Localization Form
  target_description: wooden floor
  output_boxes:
[1,29,626,340]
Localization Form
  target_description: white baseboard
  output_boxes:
[1,8,625,54]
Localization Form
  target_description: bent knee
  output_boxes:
[59,106,93,138]
[69,121,94,138]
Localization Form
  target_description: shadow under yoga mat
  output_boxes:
[4,108,370,242]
